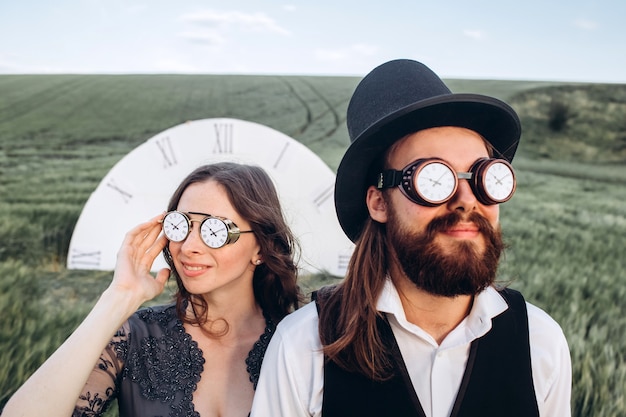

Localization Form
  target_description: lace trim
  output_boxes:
[245,315,276,389]
[73,389,115,417]
[125,307,203,417]
[121,306,275,416]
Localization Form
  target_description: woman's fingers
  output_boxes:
[108,215,171,305]
[118,214,162,255]
[140,234,168,271]
[123,214,162,241]
[115,214,169,274]
[122,214,164,252]
[154,267,171,287]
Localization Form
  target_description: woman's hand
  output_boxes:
[107,213,171,307]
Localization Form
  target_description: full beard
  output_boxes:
[387,210,504,297]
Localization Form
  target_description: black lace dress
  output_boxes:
[72,304,275,417]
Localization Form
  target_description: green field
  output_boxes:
[0,74,625,416]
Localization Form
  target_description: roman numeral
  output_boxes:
[273,142,290,169]
[155,136,177,168]
[337,254,351,272]
[213,123,234,154]
[312,184,334,209]
[106,179,133,203]
[68,248,102,268]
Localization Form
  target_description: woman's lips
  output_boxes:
[181,262,209,277]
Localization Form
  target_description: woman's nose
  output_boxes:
[180,226,205,253]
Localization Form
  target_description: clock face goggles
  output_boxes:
[160,211,254,249]
[377,157,517,207]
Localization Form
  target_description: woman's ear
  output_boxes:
[366,186,388,223]
[252,249,263,266]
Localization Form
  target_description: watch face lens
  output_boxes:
[162,211,189,242]
[415,161,457,204]
[483,161,516,202]
[200,217,229,248]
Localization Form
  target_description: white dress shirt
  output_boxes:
[251,279,572,417]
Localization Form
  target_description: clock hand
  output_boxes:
[426,177,441,187]
[427,170,448,187]
[167,219,185,230]
[207,225,227,237]
[491,172,510,186]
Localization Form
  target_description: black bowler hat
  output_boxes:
[334,59,522,242]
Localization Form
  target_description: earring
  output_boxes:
[255,259,262,265]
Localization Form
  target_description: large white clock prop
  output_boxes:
[67,118,354,276]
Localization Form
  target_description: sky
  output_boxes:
[1,0,625,83]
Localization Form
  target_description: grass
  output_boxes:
[0,74,625,416]
[498,165,626,416]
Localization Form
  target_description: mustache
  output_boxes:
[424,211,496,238]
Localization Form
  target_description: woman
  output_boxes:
[2,162,301,417]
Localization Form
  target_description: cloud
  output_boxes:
[573,18,597,30]
[179,30,226,46]
[180,10,290,35]
[283,4,297,12]
[314,43,379,62]
[463,29,485,40]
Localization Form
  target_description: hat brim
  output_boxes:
[335,93,521,242]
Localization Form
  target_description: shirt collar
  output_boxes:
[377,277,509,341]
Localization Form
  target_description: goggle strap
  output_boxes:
[377,170,403,189]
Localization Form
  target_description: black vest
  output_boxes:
[316,288,539,417]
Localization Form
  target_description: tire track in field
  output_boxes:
[277,77,313,136]
[0,76,94,123]
[286,77,348,145]
[298,78,343,136]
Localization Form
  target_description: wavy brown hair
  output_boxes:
[163,162,302,330]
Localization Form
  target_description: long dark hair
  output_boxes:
[318,217,393,380]
[164,162,302,329]
[318,132,499,380]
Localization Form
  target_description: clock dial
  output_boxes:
[67,118,355,276]
[162,211,190,242]
[200,217,231,248]
[415,160,457,204]
[482,161,516,202]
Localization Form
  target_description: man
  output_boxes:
[250,59,571,417]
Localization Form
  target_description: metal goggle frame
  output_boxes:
[161,211,253,249]
[377,157,517,206]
